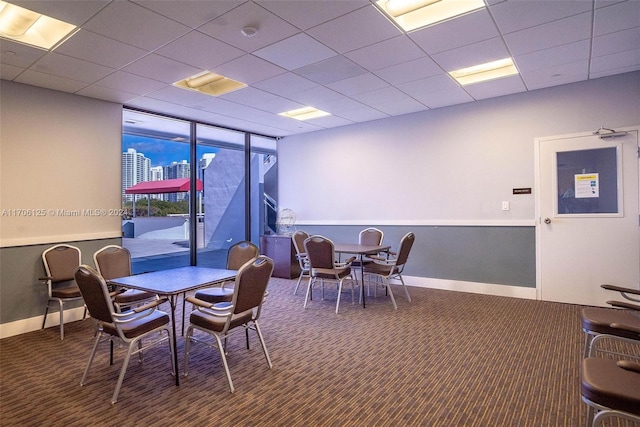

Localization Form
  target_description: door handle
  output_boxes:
[544,217,551,224]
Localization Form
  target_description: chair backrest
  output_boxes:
[74,265,115,324]
[304,235,336,270]
[395,232,415,267]
[42,244,82,282]
[233,256,274,315]
[226,241,260,270]
[93,245,132,280]
[292,230,309,256]
[359,227,383,246]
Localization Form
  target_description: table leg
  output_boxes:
[360,255,366,308]
[168,295,180,386]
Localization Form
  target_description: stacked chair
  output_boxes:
[580,284,640,426]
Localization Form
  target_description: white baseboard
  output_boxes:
[0,306,87,339]
[396,276,537,300]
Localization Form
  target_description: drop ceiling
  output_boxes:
[1,0,638,138]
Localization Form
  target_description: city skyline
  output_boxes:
[123,134,217,167]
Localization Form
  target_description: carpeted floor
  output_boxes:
[1,278,638,426]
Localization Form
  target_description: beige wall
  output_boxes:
[0,81,123,247]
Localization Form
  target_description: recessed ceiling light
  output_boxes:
[279,106,331,121]
[173,71,247,97]
[0,1,77,50]
[375,0,486,32]
[449,58,519,85]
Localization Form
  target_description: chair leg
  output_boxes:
[253,321,273,369]
[335,279,345,314]
[398,274,412,302]
[58,299,64,340]
[386,280,398,310]
[214,334,235,393]
[293,272,304,295]
[81,331,103,386]
[112,340,136,404]
[42,301,51,330]
[183,326,194,377]
[304,278,315,309]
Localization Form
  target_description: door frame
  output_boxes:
[534,126,640,302]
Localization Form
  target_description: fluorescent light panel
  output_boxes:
[449,58,519,85]
[173,71,247,97]
[376,0,486,32]
[0,1,77,50]
[279,107,331,121]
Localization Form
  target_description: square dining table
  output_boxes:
[109,266,236,385]
[333,243,390,309]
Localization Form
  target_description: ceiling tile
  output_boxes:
[94,71,167,96]
[590,48,640,75]
[253,33,337,70]
[76,85,139,104]
[514,40,591,72]
[133,0,244,29]
[14,69,88,93]
[593,0,640,36]
[345,35,426,71]
[416,87,474,109]
[331,105,389,122]
[146,85,213,106]
[397,74,459,97]
[375,97,426,116]
[256,0,368,30]
[0,63,24,80]
[285,85,343,105]
[504,12,592,56]
[214,54,286,84]
[520,60,589,90]
[197,2,300,52]
[489,0,592,34]
[327,73,389,96]
[31,52,114,83]
[462,75,527,100]
[253,72,318,96]
[592,27,640,58]
[155,31,245,70]
[122,54,201,84]
[307,5,400,54]
[350,86,416,107]
[295,56,366,85]
[409,9,499,55]
[55,30,147,69]
[374,57,443,85]
[219,87,279,107]
[82,1,191,51]
[431,37,511,72]
[0,39,47,68]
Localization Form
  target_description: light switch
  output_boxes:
[502,201,510,211]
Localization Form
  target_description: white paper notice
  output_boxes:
[575,173,599,198]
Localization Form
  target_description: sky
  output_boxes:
[123,134,217,167]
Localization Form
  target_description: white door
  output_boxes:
[536,128,640,306]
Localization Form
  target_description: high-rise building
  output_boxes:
[122,148,150,202]
[150,166,164,201]
[165,160,190,202]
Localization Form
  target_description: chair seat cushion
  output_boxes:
[51,285,82,299]
[581,307,640,340]
[312,267,351,280]
[114,289,156,304]
[190,309,252,333]
[363,263,397,276]
[103,310,169,339]
[195,287,233,303]
[582,357,640,416]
